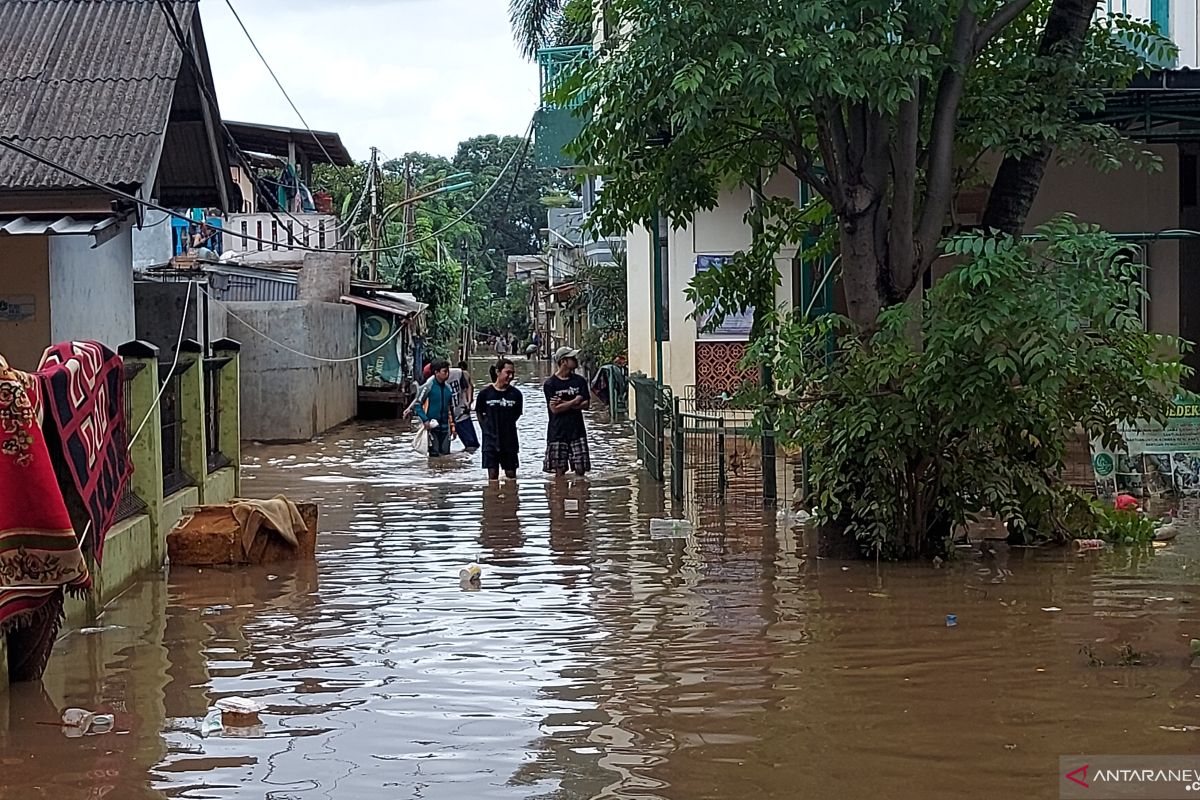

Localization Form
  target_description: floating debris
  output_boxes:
[650,518,694,539]
[60,708,114,738]
[1042,607,1062,613]
[214,697,264,727]
[78,625,125,635]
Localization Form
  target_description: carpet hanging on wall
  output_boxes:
[37,341,132,562]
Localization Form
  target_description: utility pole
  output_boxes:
[367,146,380,282]
[403,158,417,245]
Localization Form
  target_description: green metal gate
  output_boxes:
[631,374,669,481]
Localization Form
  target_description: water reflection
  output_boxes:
[1,359,1199,798]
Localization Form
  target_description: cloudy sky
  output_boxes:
[200,0,541,161]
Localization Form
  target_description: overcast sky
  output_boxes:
[200,0,541,161]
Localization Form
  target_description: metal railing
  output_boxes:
[159,360,195,497]
[113,362,148,524]
[204,357,233,473]
[537,45,591,109]
[630,375,670,482]
[631,379,804,508]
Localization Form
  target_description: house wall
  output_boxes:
[132,210,174,270]
[0,235,51,370]
[226,300,357,441]
[626,174,799,399]
[1026,145,1180,336]
[48,224,136,350]
[1175,0,1199,67]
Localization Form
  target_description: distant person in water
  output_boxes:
[543,347,591,477]
[448,360,479,453]
[414,359,453,457]
[477,358,523,480]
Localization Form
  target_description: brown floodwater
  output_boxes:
[3,359,1200,799]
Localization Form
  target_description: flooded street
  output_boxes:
[4,361,1200,799]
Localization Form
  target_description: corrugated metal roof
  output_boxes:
[0,213,119,235]
[0,0,197,190]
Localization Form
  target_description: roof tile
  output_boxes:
[0,0,197,190]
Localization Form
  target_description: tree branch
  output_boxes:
[889,88,920,298]
[915,5,977,265]
[815,105,851,212]
[975,0,1038,55]
[783,106,835,201]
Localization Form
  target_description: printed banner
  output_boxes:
[1092,396,1200,498]
[695,255,754,340]
[358,309,403,388]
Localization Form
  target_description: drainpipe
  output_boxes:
[651,207,665,385]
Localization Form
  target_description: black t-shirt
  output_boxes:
[543,373,589,443]
[477,384,523,451]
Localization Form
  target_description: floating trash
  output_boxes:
[214,697,264,727]
[200,708,223,737]
[945,614,958,628]
[459,563,482,583]
[78,625,125,635]
[1042,607,1062,613]
[649,518,693,539]
[60,708,114,737]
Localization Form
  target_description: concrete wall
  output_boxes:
[226,300,357,441]
[48,223,135,350]
[298,251,352,302]
[0,235,50,370]
[132,210,174,270]
[1026,145,1180,336]
[133,281,226,353]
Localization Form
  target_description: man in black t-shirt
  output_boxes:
[543,347,591,477]
[477,358,524,480]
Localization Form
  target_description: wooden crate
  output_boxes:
[168,502,318,566]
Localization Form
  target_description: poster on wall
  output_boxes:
[1092,396,1200,498]
[0,296,35,322]
[357,309,403,387]
[695,255,754,340]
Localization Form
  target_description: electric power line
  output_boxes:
[221,0,339,166]
[0,114,534,256]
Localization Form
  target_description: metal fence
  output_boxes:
[204,356,232,473]
[630,374,669,481]
[159,361,194,497]
[114,362,148,524]
[631,379,805,508]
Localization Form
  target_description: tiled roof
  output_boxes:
[0,0,197,191]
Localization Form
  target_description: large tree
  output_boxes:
[574,0,1171,333]
[568,0,1182,556]
[452,134,575,290]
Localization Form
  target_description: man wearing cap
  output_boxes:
[543,346,591,477]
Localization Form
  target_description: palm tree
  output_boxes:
[509,0,591,60]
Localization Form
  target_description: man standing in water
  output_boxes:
[477,358,523,480]
[543,347,591,477]
[415,359,453,458]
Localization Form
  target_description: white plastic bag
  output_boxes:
[411,425,429,454]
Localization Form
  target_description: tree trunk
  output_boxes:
[980,0,1097,235]
[840,216,887,331]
